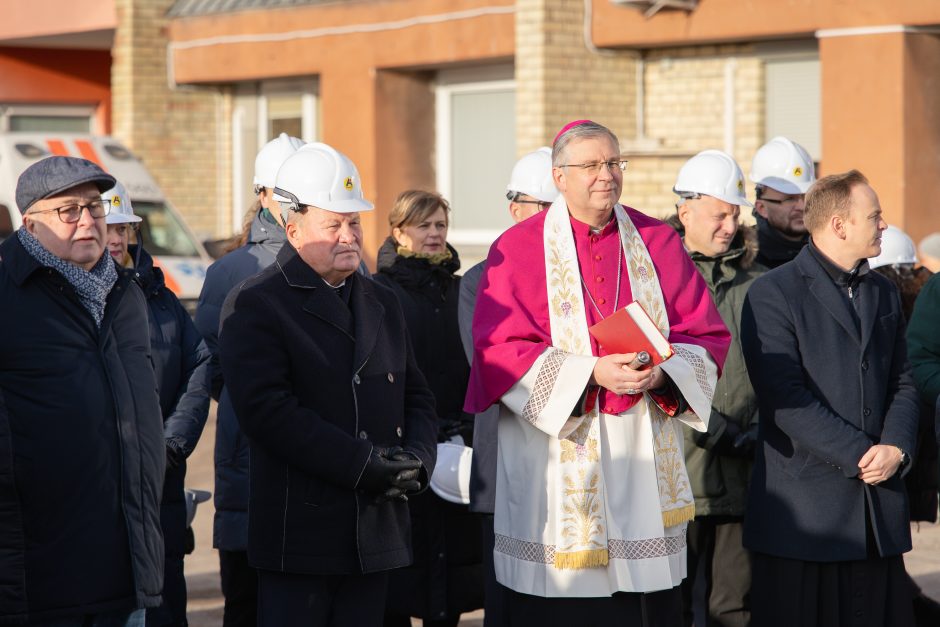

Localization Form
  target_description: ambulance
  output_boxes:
[0,133,211,314]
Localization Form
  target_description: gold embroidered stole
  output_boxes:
[543,202,695,570]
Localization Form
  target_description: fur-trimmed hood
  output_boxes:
[665,213,760,270]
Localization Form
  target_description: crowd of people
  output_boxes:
[0,118,938,627]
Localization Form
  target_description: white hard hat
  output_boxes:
[429,442,473,505]
[869,225,917,269]
[273,142,374,220]
[750,136,816,195]
[507,147,558,203]
[102,181,142,224]
[673,150,752,207]
[254,132,305,190]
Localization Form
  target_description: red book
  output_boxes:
[588,301,674,366]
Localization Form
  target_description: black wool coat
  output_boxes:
[132,245,210,556]
[741,245,920,562]
[219,242,438,575]
[0,234,165,624]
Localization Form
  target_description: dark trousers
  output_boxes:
[481,514,511,627]
[258,569,389,627]
[219,550,258,627]
[682,516,751,627]
[146,554,188,627]
[750,551,914,627]
[506,585,683,627]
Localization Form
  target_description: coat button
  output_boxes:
[396,427,403,437]
[353,374,361,384]
[861,360,869,371]
[863,407,871,417]
[595,276,604,283]
[387,373,395,383]
[359,430,368,439]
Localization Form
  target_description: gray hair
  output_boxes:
[552,121,620,167]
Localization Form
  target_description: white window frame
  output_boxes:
[435,66,515,247]
[0,104,98,133]
[230,78,318,231]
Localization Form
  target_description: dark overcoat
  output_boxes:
[219,242,438,575]
[0,234,165,624]
[741,246,920,562]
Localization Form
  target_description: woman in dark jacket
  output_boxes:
[104,182,211,627]
[374,190,483,627]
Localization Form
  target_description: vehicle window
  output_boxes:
[132,201,200,257]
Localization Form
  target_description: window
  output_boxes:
[230,79,318,232]
[761,43,821,160]
[436,66,516,252]
[0,105,96,133]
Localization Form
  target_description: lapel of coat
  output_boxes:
[856,271,880,352]
[798,248,860,344]
[349,274,385,373]
[277,243,355,339]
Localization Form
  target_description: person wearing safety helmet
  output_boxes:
[465,120,730,623]
[869,226,940,624]
[454,146,558,627]
[750,136,816,269]
[194,132,304,627]
[219,142,438,627]
[918,232,940,273]
[103,181,211,627]
[668,150,765,627]
[741,170,918,627]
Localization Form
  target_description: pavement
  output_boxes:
[183,406,940,626]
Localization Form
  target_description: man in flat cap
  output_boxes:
[0,157,166,626]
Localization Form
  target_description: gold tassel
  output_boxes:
[661,503,696,528]
[553,548,609,570]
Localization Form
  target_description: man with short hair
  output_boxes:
[670,150,766,627]
[219,143,438,627]
[749,136,816,269]
[0,157,165,625]
[457,146,558,627]
[742,170,919,626]
[465,120,730,624]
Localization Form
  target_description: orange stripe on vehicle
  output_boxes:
[152,258,183,296]
[46,140,69,156]
[75,140,103,167]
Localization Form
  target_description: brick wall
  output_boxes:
[515,0,637,155]
[517,6,765,220]
[112,0,230,239]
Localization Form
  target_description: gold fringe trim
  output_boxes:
[661,503,696,528]
[553,548,609,570]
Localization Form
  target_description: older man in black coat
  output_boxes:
[219,142,437,627]
[741,169,919,626]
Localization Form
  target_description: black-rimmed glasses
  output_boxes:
[29,199,112,223]
[513,199,553,211]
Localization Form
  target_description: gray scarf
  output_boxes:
[18,227,118,328]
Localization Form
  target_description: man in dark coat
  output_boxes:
[741,169,920,626]
[195,132,303,627]
[219,142,437,627]
[0,157,165,625]
[670,149,766,627]
[749,137,816,269]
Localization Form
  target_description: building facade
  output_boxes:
[3,0,939,264]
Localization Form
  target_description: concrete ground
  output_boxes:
[184,407,940,626]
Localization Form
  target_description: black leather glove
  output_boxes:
[357,447,422,498]
[166,440,186,470]
[710,421,756,459]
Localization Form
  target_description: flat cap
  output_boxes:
[16,156,116,214]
